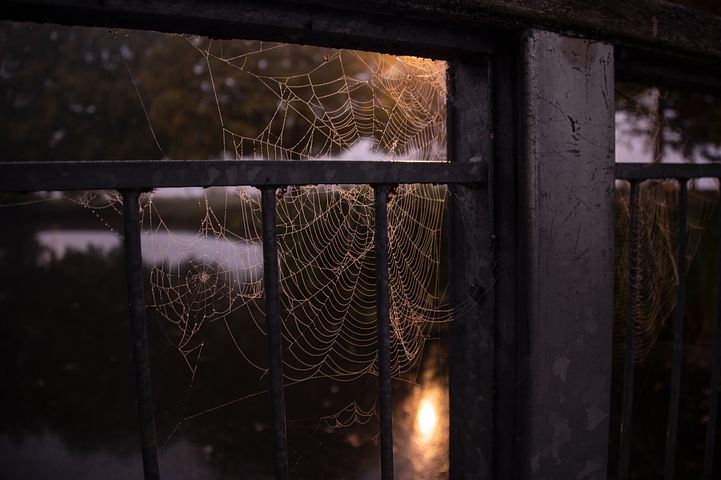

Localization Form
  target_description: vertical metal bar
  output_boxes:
[122,190,160,480]
[619,180,640,480]
[665,179,688,480]
[447,56,494,480]
[492,35,521,480]
[261,187,290,480]
[702,182,721,480]
[374,185,394,480]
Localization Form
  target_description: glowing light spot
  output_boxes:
[417,398,438,440]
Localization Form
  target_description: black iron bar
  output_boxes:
[261,187,290,480]
[616,163,721,181]
[703,181,721,480]
[374,185,394,480]
[5,0,721,64]
[619,180,640,480]
[0,160,485,193]
[121,190,161,480]
[3,1,494,59]
[664,179,689,480]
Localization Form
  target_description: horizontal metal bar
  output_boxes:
[0,160,485,192]
[616,162,721,180]
[3,0,493,58]
[6,0,721,65]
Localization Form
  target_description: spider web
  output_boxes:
[188,38,447,162]
[614,85,720,362]
[614,179,717,362]
[65,36,456,436]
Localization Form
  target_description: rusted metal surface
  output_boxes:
[519,30,615,480]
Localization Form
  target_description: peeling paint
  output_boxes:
[531,452,541,473]
[586,405,607,431]
[577,455,603,479]
[521,30,613,479]
[552,418,572,464]
[553,357,571,382]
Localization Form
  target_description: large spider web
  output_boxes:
[176,37,447,162]
[143,182,450,383]
[92,36,456,425]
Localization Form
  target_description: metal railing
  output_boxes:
[615,162,721,480]
[0,159,485,480]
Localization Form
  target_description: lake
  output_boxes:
[0,197,450,479]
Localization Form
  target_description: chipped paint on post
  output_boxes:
[519,30,615,480]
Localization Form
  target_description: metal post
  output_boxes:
[447,56,494,480]
[374,185,394,480]
[261,187,290,480]
[619,180,640,480]
[702,182,721,480]
[520,30,615,479]
[492,36,522,480]
[665,179,688,480]
[122,189,161,480]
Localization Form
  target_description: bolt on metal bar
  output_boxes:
[665,179,689,480]
[703,183,721,480]
[121,190,161,480]
[374,185,394,480]
[619,180,640,480]
[261,187,290,480]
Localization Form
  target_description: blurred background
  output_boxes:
[2,16,721,480]
[0,21,450,480]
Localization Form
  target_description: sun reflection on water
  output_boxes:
[395,341,449,478]
[417,397,439,441]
